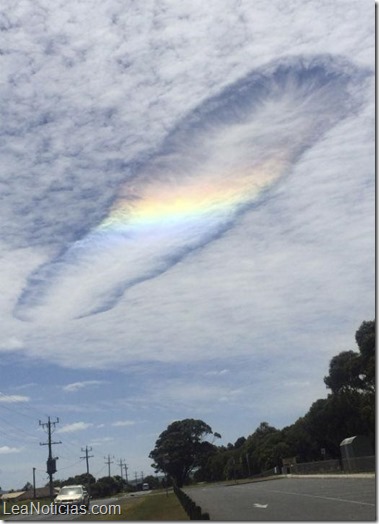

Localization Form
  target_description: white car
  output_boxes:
[55,485,90,509]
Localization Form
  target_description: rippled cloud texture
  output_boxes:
[0,0,374,490]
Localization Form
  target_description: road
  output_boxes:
[184,477,376,521]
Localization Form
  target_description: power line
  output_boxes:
[57,458,86,471]
[93,464,106,477]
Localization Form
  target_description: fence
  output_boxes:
[291,459,341,474]
[173,484,210,520]
[290,455,375,475]
[342,455,375,473]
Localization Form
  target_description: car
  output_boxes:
[142,483,150,491]
[54,485,90,509]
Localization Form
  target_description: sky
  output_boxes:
[0,0,374,491]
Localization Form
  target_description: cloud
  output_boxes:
[0,394,30,403]
[204,369,229,377]
[0,446,22,455]
[12,383,37,391]
[146,379,243,409]
[112,420,136,427]
[13,55,371,322]
[0,337,24,351]
[62,380,105,392]
[89,436,114,447]
[58,422,93,433]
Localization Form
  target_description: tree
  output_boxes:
[324,351,362,393]
[355,320,375,391]
[91,476,123,498]
[324,320,375,394]
[242,423,283,474]
[149,418,219,487]
[234,436,246,449]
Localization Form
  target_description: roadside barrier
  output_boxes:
[173,485,210,520]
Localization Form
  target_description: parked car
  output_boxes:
[54,485,90,509]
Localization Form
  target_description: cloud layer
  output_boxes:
[14,55,370,321]
[0,0,374,492]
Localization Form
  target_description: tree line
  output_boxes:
[50,472,165,498]
[150,320,375,486]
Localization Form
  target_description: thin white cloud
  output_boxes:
[62,381,105,392]
[58,422,93,433]
[12,383,37,391]
[90,436,114,447]
[0,446,22,455]
[148,380,244,408]
[204,369,229,377]
[0,394,30,403]
[112,420,136,427]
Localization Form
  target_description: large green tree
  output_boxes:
[355,320,375,391]
[324,320,375,394]
[149,419,219,487]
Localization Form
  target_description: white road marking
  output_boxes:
[253,503,268,508]
[263,488,375,507]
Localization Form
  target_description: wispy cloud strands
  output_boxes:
[14,55,370,321]
[62,380,106,392]
[0,394,30,403]
[58,422,94,433]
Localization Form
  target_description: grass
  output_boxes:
[80,492,189,521]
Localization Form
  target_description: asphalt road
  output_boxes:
[184,477,376,521]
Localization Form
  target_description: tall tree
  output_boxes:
[149,419,218,487]
[355,320,375,391]
[323,351,362,393]
[324,320,375,394]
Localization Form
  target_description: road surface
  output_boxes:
[184,477,376,521]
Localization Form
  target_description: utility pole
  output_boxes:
[32,468,36,499]
[39,417,61,501]
[80,446,94,494]
[104,455,114,477]
[123,463,128,483]
[81,446,94,477]
[118,459,125,480]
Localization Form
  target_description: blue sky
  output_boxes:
[0,0,374,490]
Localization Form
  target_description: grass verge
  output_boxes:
[81,492,189,521]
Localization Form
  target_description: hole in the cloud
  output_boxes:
[14,54,371,321]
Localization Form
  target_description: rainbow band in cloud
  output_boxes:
[14,55,368,321]
[99,158,286,236]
